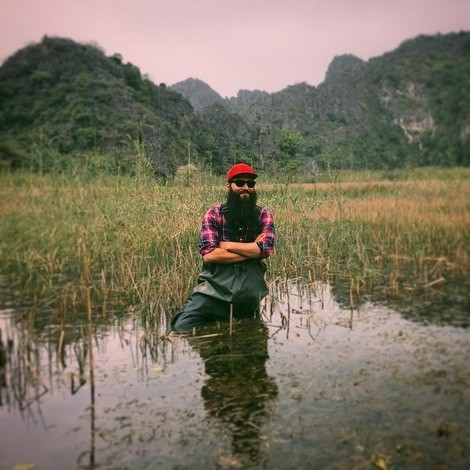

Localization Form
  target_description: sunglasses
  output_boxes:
[231,179,256,188]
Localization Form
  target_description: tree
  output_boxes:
[277,128,302,157]
[276,128,303,170]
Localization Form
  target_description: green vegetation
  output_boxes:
[186,32,470,172]
[0,36,259,177]
[368,32,470,167]
[1,168,468,323]
[1,33,469,178]
[1,32,468,470]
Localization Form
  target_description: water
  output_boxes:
[1,281,469,469]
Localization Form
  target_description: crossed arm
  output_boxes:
[202,233,266,264]
[199,205,275,264]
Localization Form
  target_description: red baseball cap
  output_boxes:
[226,163,258,181]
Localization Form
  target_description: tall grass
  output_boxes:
[267,176,469,291]
[1,168,469,322]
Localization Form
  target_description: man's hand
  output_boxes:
[216,234,263,260]
[219,241,230,251]
[219,233,266,251]
[202,246,249,264]
[255,232,266,243]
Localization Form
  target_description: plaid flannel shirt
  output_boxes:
[199,203,275,258]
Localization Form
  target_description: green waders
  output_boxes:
[170,259,268,332]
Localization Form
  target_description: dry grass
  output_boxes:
[0,169,469,318]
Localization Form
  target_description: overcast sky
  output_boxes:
[1,0,469,97]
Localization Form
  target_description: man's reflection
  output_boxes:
[188,318,278,467]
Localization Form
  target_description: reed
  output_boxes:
[0,168,469,321]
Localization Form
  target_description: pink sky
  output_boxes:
[1,0,469,97]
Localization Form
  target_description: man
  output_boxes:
[170,163,275,332]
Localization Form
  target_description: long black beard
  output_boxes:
[226,188,258,228]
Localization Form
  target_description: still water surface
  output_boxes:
[1,281,469,469]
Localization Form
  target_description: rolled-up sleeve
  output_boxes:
[257,207,275,258]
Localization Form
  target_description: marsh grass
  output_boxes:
[0,168,469,325]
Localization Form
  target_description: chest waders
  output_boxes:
[171,208,268,332]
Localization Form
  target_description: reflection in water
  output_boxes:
[0,308,99,469]
[0,312,49,411]
[328,273,470,328]
[86,301,97,469]
[0,329,9,410]
[188,319,278,467]
[1,277,469,469]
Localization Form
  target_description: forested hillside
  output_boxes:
[0,36,259,176]
[1,32,469,177]
[0,37,198,176]
[175,32,469,170]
